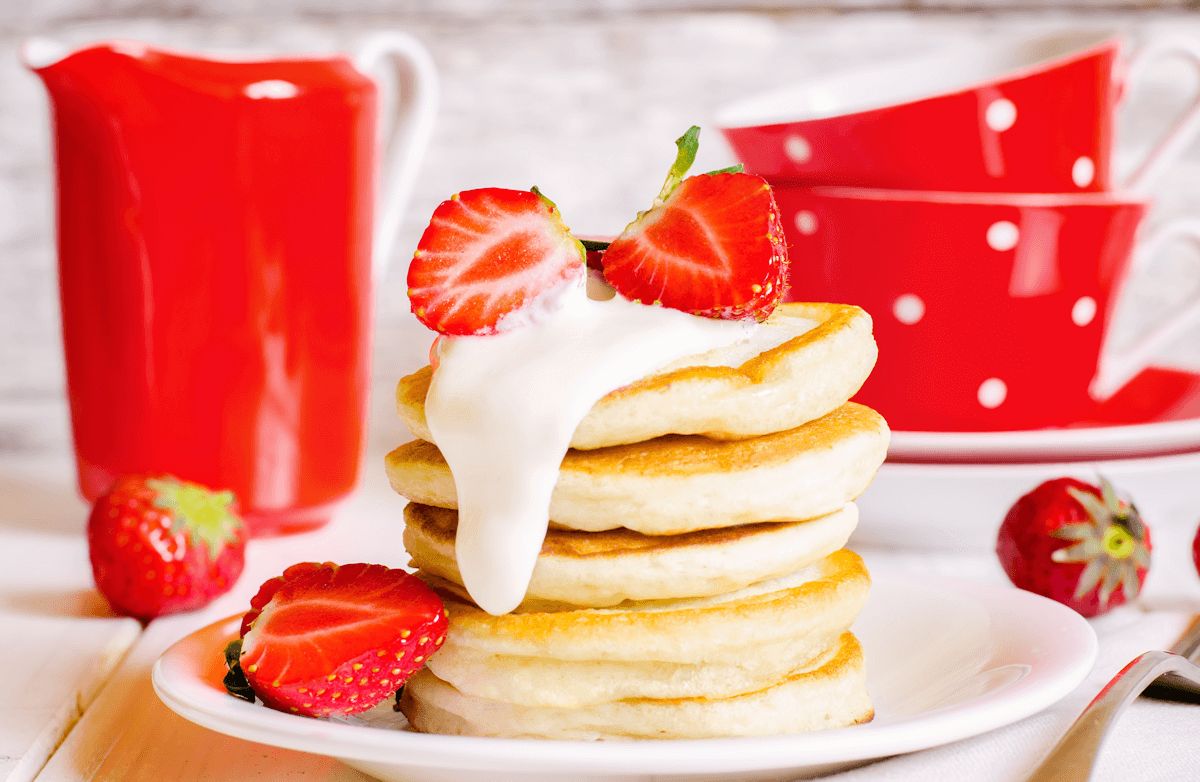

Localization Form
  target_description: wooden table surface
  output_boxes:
[1,447,401,782]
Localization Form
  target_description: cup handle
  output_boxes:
[1091,218,1200,399]
[1121,37,1200,194]
[354,32,439,283]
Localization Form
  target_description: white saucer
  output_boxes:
[857,449,1200,551]
[153,574,1096,782]
[889,419,1200,462]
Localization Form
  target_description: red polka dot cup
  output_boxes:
[775,185,1200,431]
[717,31,1200,193]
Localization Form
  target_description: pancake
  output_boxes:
[425,622,845,707]
[402,632,872,739]
[425,549,868,665]
[404,502,858,608]
[397,302,877,450]
[386,403,888,535]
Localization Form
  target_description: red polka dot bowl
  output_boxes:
[717,31,1200,194]
[775,185,1200,431]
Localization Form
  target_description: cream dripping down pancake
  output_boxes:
[402,502,859,608]
[421,273,761,615]
[386,403,888,536]
[398,301,877,450]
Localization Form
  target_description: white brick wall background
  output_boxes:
[3,2,1200,454]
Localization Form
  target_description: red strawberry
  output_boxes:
[601,126,788,321]
[87,475,245,620]
[224,562,448,718]
[236,560,327,637]
[1193,522,1200,579]
[579,236,611,272]
[996,477,1151,617]
[407,187,585,336]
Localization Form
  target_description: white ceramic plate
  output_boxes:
[153,574,1096,782]
[857,449,1200,551]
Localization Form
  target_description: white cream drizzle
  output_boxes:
[424,274,758,615]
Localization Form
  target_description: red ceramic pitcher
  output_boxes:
[24,34,436,534]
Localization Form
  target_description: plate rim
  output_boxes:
[879,447,1200,475]
[889,417,1200,460]
[152,574,1097,776]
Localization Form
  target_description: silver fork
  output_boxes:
[1025,616,1200,782]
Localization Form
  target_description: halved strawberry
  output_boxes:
[237,561,327,637]
[407,188,585,336]
[602,126,788,321]
[224,562,448,718]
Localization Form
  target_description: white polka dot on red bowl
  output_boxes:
[987,221,1019,251]
[985,98,1017,132]
[893,294,925,325]
[978,378,1007,409]
[1072,156,1095,188]
[1072,296,1097,326]
[784,134,812,164]
[794,210,817,235]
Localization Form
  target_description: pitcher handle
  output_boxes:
[1121,37,1200,194]
[1091,218,1200,399]
[354,32,438,282]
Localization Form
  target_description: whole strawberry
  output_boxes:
[88,475,245,620]
[996,477,1150,617]
[223,562,448,718]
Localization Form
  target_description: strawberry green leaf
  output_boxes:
[1096,475,1148,539]
[1073,558,1105,601]
[147,476,241,561]
[1121,502,1147,540]
[1099,475,1120,513]
[1066,487,1110,530]
[1051,523,1096,541]
[702,164,745,176]
[1052,539,1101,563]
[530,185,555,210]
[1122,571,1140,602]
[1098,564,1121,607]
[223,638,256,703]
[655,125,701,204]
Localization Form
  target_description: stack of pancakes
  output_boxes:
[385,302,889,739]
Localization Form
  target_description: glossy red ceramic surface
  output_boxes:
[775,186,1149,432]
[720,37,1120,192]
[1085,366,1200,427]
[888,367,1200,464]
[33,44,377,535]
